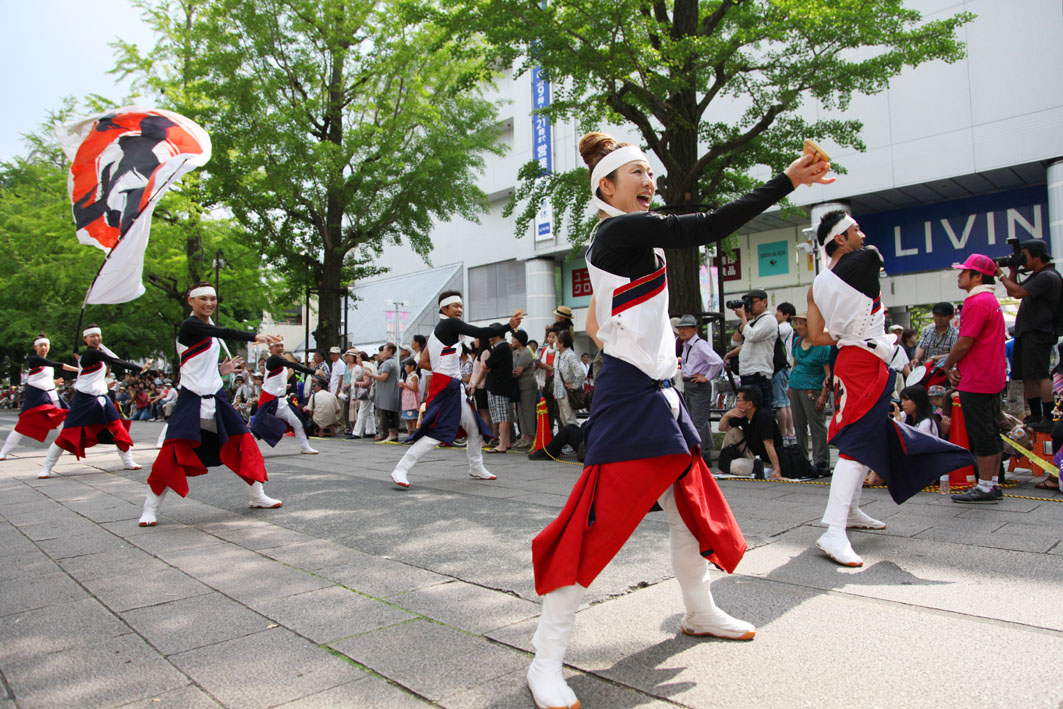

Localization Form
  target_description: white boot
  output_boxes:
[0,430,22,459]
[816,527,863,567]
[527,584,584,709]
[39,443,63,479]
[661,487,755,640]
[817,459,867,567]
[119,449,143,470]
[390,436,439,489]
[138,488,169,527]
[248,481,282,509]
[845,477,885,529]
[156,424,168,448]
[460,404,495,480]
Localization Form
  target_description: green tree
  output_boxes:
[437,0,973,315]
[118,0,505,348]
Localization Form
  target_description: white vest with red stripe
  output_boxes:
[74,355,109,396]
[427,332,462,380]
[178,334,222,418]
[813,267,894,363]
[587,244,677,381]
[27,364,56,392]
[263,365,287,398]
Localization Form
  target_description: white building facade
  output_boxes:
[345,0,1063,351]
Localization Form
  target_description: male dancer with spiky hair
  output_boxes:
[139,283,281,527]
[249,339,321,454]
[388,290,522,489]
[38,325,150,478]
[807,211,973,566]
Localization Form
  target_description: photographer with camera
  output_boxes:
[996,238,1063,431]
[729,289,778,411]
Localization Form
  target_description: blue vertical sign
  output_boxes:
[531,63,554,242]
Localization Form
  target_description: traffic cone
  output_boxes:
[946,397,977,489]
[531,396,552,453]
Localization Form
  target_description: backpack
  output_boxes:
[772,331,789,374]
[779,443,813,479]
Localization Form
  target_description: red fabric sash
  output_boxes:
[55,418,133,459]
[532,450,746,596]
[148,432,267,497]
[14,404,68,442]
[426,372,451,406]
[828,347,890,442]
[259,391,277,405]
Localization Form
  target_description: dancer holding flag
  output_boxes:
[249,339,321,454]
[139,283,281,527]
[38,326,150,479]
[388,290,521,489]
[525,132,834,709]
[806,211,974,567]
[0,334,79,460]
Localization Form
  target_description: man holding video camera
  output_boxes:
[997,238,1062,431]
[730,289,778,412]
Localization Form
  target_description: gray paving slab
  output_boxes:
[251,585,415,644]
[315,555,450,598]
[257,539,367,570]
[0,549,60,581]
[0,571,87,616]
[16,516,100,542]
[57,545,170,582]
[0,597,130,663]
[120,592,276,655]
[198,519,316,550]
[115,683,222,708]
[442,666,674,709]
[169,627,364,709]
[63,496,144,523]
[329,619,528,702]
[3,631,188,709]
[84,566,214,613]
[122,526,229,554]
[35,528,132,559]
[389,579,541,635]
[274,677,430,708]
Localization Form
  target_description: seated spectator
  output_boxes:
[894,385,941,437]
[717,385,784,479]
[527,423,585,463]
[304,377,342,436]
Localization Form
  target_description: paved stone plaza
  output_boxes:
[1,411,1061,708]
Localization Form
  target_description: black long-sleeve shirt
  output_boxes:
[433,318,512,347]
[588,173,796,279]
[265,354,317,376]
[177,317,258,347]
[79,346,141,373]
[26,355,68,371]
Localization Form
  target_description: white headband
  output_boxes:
[589,145,651,218]
[189,285,217,298]
[439,295,463,309]
[34,337,50,347]
[826,214,856,242]
[83,327,102,337]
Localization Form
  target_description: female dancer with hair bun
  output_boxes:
[0,333,78,460]
[526,131,833,709]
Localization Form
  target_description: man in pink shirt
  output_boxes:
[942,253,1007,503]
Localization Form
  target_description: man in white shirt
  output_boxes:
[305,377,342,436]
[730,288,778,411]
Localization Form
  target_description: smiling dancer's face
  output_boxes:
[598,160,655,214]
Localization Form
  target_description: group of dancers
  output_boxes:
[0,134,978,709]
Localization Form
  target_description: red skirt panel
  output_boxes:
[15,404,68,442]
[55,418,133,459]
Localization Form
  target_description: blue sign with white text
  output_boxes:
[857,185,1048,275]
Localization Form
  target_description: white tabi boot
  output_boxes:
[460,403,496,480]
[119,449,143,470]
[248,481,282,509]
[389,436,439,489]
[138,488,169,527]
[0,430,22,460]
[527,584,584,709]
[817,458,867,566]
[660,488,755,640]
[38,443,63,479]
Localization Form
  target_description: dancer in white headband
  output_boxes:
[525,131,834,709]
[805,211,973,567]
[140,282,282,526]
[249,339,321,454]
[39,325,151,478]
[388,289,522,489]
[0,333,79,460]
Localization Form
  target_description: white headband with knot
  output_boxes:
[590,145,651,218]
[34,337,49,347]
[83,327,102,337]
[826,214,856,241]
[439,295,463,309]
[189,285,217,298]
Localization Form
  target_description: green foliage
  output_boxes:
[117,0,506,345]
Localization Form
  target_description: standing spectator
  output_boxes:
[911,302,958,368]
[552,305,574,336]
[369,343,401,441]
[1003,325,1027,420]
[304,377,342,436]
[485,326,515,453]
[233,373,256,421]
[676,314,724,461]
[552,329,584,427]
[729,289,777,411]
[311,351,329,383]
[342,349,359,436]
[787,313,832,477]
[399,358,420,435]
[943,254,1008,502]
[410,334,429,403]
[470,338,492,426]
[352,351,377,439]
[512,330,538,449]
[328,346,347,431]
[773,302,796,442]
[535,329,559,432]
[997,238,1063,431]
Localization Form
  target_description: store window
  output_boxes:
[467,260,527,321]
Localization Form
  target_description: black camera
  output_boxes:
[726,295,753,312]
[994,236,1024,270]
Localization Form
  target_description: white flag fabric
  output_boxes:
[55,106,211,304]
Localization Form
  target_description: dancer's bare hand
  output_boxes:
[220,356,244,376]
[254,333,281,345]
[785,153,835,187]
[509,310,524,330]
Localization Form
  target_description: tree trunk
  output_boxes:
[314,249,344,350]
